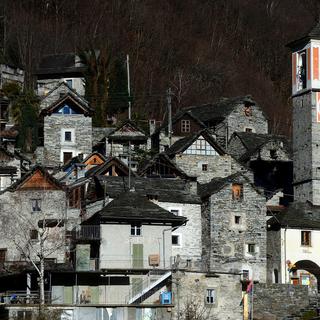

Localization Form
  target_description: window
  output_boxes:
[55,104,78,114]
[247,243,255,254]
[202,164,208,171]
[270,149,277,159]
[172,235,181,246]
[206,289,215,304]
[297,50,307,90]
[301,231,311,246]
[244,105,252,117]
[184,137,218,156]
[232,184,243,201]
[64,131,72,142]
[170,208,181,216]
[235,216,241,224]
[274,269,279,283]
[0,249,7,263]
[63,152,73,164]
[30,229,38,240]
[245,128,253,132]
[181,120,191,133]
[131,224,141,236]
[31,199,41,212]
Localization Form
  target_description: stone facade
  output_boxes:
[292,92,320,204]
[266,229,282,284]
[201,177,267,282]
[172,271,243,320]
[0,187,67,262]
[155,201,202,264]
[38,77,85,97]
[44,113,92,164]
[253,283,310,319]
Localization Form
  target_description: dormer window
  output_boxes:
[297,50,307,90]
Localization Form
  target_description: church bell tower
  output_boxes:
[288,23,320,205]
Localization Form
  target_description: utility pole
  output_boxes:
[126,54,132,190]
[126,54,131,120]
[167,88,172,147]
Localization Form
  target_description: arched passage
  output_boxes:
[292,260,320,291]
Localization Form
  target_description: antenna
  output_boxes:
[167,88,172,147]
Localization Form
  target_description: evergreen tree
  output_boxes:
[1,82,39,152]
[107,58,129,116]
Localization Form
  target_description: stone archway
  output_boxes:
[292,260,320,291]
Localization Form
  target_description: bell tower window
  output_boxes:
[297,50,307,90]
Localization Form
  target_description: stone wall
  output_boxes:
[253,283,310,319]
[175,154,233,183]
[266,230,282,284]
[44,114,92,164]
[172,271,243,320]
[227,104,268,140]
[208,180,267,282]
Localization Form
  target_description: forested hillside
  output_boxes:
[1,0,319,134]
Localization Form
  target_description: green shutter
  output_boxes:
[132,244,143,268]
[64,287,73,304]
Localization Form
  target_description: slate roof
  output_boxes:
[165,130,225,156]
[268,201,320,230]
[36,53,86,77]
[155,95,258,136]
[287,21,320,49]
[84,191,187,226]
[108,120,148,142]
[232,132,292,162]
[90,176,201,204]
[137,153,193,179]
[40,92,93,116]
[198,172,260,198]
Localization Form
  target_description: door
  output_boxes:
[132,244,143,268]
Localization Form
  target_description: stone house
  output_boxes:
[36,53,86,97]
[39,84,93,166]
[198,173,267,283]
[228,131,293,205]
[0,166,67,263]
[267,201,320,291]
[153,95,268,151]
[85,176,203,267]
[165,130,242,183]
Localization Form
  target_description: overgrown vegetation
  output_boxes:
[1,82,39,152]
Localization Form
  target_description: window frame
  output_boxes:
[131,224,142,236]
[247,243,256,254]
[169,207,182,216]
[205,288,216,305]
[181,119,191,133]
[61,128,75,144]
[232,183,243,201]
[30,229,39,241]
[202,163,208,171]
[301,230,312,247]
[172,234,182,247]
[31,199,41,213]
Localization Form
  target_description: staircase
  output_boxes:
[127,271,172,305]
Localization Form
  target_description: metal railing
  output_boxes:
[3,291,51,305]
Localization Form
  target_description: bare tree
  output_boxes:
[2,189,66,308]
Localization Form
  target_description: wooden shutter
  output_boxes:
[132,244,143,268]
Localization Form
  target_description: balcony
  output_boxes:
[72,225,100,241]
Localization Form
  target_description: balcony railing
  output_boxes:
[3,291,51,305]
[73,225,100,240]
